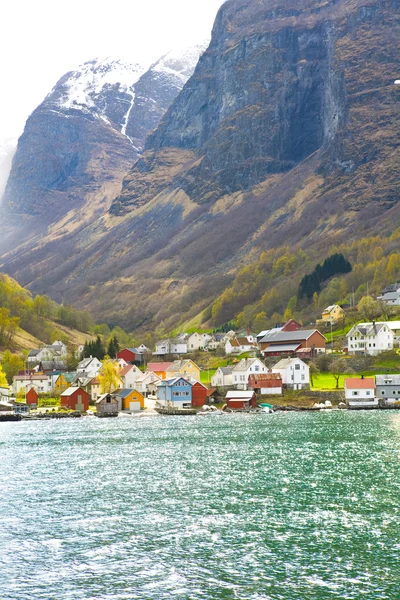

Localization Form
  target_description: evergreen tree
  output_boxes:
[107,336,120,359]
[298,253,352,300]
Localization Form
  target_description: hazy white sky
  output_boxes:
[1,0,225,142]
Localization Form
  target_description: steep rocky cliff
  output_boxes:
[0,0,398,333]
[1,46,206,225]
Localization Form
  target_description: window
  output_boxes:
[366,391,370,396]
[295,364,300,370]
[352,391,359,396]
[301,375,305,381]
[255,366,259,372]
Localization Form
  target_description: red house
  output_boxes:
[26,388,39,405]
[117,348,142,364]
[281,319,302,332]
[61,387,89,412]
[225,391,257,410]
[191,381,208,407]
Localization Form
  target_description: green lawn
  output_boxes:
[200,369,216,385]
[311,372,376,390]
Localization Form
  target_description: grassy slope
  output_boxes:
[4,320,94,355]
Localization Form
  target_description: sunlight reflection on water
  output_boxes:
[1,412,400,598]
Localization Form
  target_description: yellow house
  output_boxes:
[113,388,145,411]
[317,304,345,326]
[166,359,201,382]
[54,373,76,393]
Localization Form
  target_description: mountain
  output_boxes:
[0,0,399,334]
[0,44,206,243]
[0,138,17,199]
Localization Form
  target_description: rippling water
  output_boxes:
[1,412,400,599]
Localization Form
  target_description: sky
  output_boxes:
[0,0,226,143]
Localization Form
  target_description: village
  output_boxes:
[1,294,399,419]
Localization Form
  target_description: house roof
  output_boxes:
[95,393,118,404]
[236,337,255,345]
[113,388,136,398]
[260,329,325,344]
[348,322,392,337]
[232,358,263,371]
[167,359,199,371]
[159,377,191,387]
[263,344,301,353]
[272,358,306,369]
[376,375,400,385]
[248,374,282,388]
[61,386,86,396]
[382,283,400,294]
[61,372,77,383]
[225,391,255,399]
[40,360,66,370]
[15,374,49,381]
[28,349,40,357]
[345,378,375,389]
[379,292,400,300]
[323,305,341,313]
[119,365,136,377]
[147,362,172,372]
[135,370,160,383]
[217,366,234,375]
[78,357,100,369]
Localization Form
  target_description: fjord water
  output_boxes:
[1,413,400,599]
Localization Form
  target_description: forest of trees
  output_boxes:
[297,254,352,301]
[209,228,400,331]
[0,274,137,356]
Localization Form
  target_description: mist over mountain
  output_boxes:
[0,0,398,334]
[0,139,17,200]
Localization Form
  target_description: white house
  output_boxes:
[377,283,400,306]
[272,358,310,390]
[13,374,51,395]
[76,356,103,379]
[347,322,394,355]
[345,377,377,409]
[225,337,258,355]
[205,333,226,350]
[0,386,10,400]
[119,364,143,389]
[153,339,188,356]
[386,321,400,347]
[134,371,161,395]
[136,344,151,353]
[211,366,234,388]
[27,341,68,364]
[232,358,268,389]
[376,374,400,406]
[185,332,212,351]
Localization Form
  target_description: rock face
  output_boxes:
[113,0,398,215]
[1,47,206,221]
[0,0,399,333]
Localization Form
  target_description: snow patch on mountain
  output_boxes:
[53,58,148,112]
[152,41,209,83]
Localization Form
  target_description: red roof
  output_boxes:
[119,365,134,377]
[345,378,375,389]
[248,374,282,388]
[147,362,172,372]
